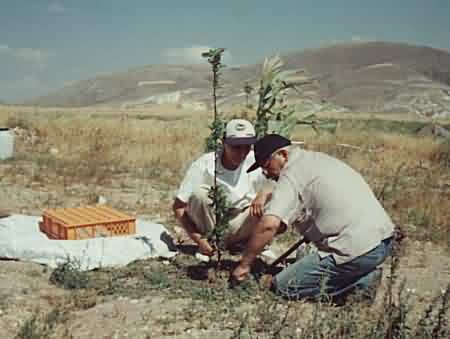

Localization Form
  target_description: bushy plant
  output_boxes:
[49,257,89,289]
[255,55,296,138]
[16,307,69,339]
[254,55,338,139]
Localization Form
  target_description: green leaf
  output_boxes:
[302,113,317,121]
[317,122,338,133]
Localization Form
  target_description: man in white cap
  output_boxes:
[232,134,394,302]
[173,119,273,256]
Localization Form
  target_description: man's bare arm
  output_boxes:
[232,215,282,281]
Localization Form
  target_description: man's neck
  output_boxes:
[221,152,239,170]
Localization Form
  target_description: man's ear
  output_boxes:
[278,149,288,161]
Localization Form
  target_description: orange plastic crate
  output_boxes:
[39,205,136,240]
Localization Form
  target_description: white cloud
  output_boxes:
[15,48,49,69]
[48,1,65,14]
[7,75,42,91]
[0,44,11,53]
[0,74,46,102]
[351,36,366,42]
[161,46,232,65]
[0,45,50,70]
[318,36,373,47]
[0,45,54,101]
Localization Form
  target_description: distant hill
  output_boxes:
[25,41,450,117]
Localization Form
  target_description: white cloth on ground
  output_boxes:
[0,214,176,271]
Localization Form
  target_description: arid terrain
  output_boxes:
[0,103,449,338]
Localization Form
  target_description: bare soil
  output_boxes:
[0,160,449,338]
[0,238,448,338]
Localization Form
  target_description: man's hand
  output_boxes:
[231,215,281,284]
[249,192,270,217]
[231,263,251,283]
[197,238,215,256]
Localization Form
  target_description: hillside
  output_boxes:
[25,41,450,117]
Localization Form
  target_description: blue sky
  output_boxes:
[1,0,449,102]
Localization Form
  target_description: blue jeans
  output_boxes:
[273,237,393,300]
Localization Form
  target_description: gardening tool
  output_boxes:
[269,237,306,268]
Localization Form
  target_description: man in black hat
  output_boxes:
[232,134,394,301]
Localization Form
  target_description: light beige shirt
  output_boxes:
[266,146,394,264]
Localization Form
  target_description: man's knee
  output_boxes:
[188,186,211,208]
[272,254,328,299]
[186,186,214,234]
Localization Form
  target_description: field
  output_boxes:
[0,104,449,338]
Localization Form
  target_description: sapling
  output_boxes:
[254,54,337,138]
[202,48,232,267]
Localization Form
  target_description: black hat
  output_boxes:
[247,134,291,173]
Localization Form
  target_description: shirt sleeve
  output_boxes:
[176,157,205,203]
[251,170,274,193]
[264,174,303,226]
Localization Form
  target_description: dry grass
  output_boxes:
[0,105,210,220]
[1,107,207,182]
[295,127,450,245]
[1,105,449,245]
[1,105,449,338]
[318,110,450,124]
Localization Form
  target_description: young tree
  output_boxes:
[254,55,337,139]
[202,48,232,266]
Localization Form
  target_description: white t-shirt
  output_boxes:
[176,150,268,209]
[266,146,394,264]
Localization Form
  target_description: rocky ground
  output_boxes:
[0,173,449,338]
[0,237,448,338]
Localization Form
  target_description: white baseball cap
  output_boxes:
[224,119,256,145]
